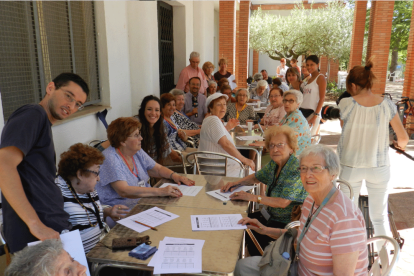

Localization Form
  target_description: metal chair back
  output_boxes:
[185,151,247,177]
[164,150,188,175]
[336,179,354,201]
[367,236,400,276]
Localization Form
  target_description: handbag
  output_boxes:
[257,228,298,276]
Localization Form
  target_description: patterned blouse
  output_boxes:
[255,154,308,224]
[171,111,200,148]
[224,103,257,124]
[163,119,187,151]
[279,109,312,156]
[262,105,286,127]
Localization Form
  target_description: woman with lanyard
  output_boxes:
[301,55,326,133]
[235,145,368,276]
[224,88,256,125]
[56,143,129,253]
[95,117,195,215]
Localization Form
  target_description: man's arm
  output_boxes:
[0,146,59,241]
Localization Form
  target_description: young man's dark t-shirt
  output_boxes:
[214,71,232,82]
[0,104,71,253]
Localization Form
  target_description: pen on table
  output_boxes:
[229,183,242,192]
[133,220,158,231]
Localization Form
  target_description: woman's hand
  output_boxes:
[238,217,267,235]
[177,129,186,141]
[108,205,129,221]
[229,190,254,202]
[221,181,241,192]
[308,115,317,126]
[170,151,182,163]
[159,185,183,198]
[173,174,195,186]
[242,158,255,171]
[226,118,240,130]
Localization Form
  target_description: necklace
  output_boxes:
[164,116,177,130]
[65,179,102,229]
[305,203,320,227]
[117,148,139,178]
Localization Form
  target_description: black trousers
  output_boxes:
[245,212,287,257]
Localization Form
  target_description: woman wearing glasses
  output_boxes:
[95,117,195,211]
[221,125,308,256]
[235,145,367,276]
[260,87,286,128]
[225,88,257,125]
[56,143,129,253]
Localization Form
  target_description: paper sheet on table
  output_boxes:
[118,206,179,233]
[191,214,247,231]
[254,107,267,111]
[159,183,203,196]
[236,136,265,141]
[28,230,90,276]
[206,185,254,201]
[247,102,257,106]
[228,75,237,90]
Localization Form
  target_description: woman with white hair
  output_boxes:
[206,80,217,97]
[235,145,368,276]
[225,88,257,124]
[250,80,269,104]
[248,73,263,94]
[279,90,311,155]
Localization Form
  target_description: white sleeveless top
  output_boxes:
[301,74,323,111]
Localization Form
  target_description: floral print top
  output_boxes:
[279,109,311,156]
[255,154,308,224]
[262,105,286,127]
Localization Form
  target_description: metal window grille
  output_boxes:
[0,1,100,121]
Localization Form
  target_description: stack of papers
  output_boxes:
[236,136,265,141]
[228,75,237,90]
[159,183,203,196]
[191,214,247,231]
[148,237,205,274]
[118,206,179,233]
[206,186,254,201]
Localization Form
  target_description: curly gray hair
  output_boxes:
[169,88,185,97]
[235,88,250,101]
[253,73,263,81]
[283,89,303,106]
[299,144,340,176]
[5,239,64,276]
[208,80,217,87]
[257,80,268,89]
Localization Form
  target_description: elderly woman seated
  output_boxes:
[96,117,195,210]
[248,73,263,93]
[199,93,255,177]
[249,80,269,104]
[261,87,286,128]
[5,239,87,276]
[169,89,201,147]
[160,93,199,154]
[206,80,217,97]
[225,88,257,125]
[235,145,368,276]
[56,143,130,253]
[222,125,307,256]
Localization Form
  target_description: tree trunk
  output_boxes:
[389,43,399,82]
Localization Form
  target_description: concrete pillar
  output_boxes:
[253,50,259,76]
[193,1,215,64]
[366,1,394,95]
[219,0,236,74]
[348,1,367,70]
[236,1,250,88]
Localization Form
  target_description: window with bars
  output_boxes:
[0,1,100,121]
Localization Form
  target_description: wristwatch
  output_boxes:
[257,196,262,204]
[313,112,318,116]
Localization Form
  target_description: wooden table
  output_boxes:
[231,129,264,172]
[87,174,251,276]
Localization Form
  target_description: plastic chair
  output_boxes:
[367,236,400,276]
[185,151,247,177]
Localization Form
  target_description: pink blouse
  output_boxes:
[262,105,286,127]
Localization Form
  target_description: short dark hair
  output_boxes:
[52,73,89,96]
[272,78,282,86]
[160,93,176,109]
[189,77,201,85]
[260,69,267,73]
[305,55,319,65]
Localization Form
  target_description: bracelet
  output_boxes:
[170,172,176,180]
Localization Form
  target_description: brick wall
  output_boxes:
[348,1,367,71]
[403,6,414,135]
[366,1,394,95]
[235,10,240,82]
[236,1,250,88]
[219,1,236,74]
[329,59,339,83]
[320,56,328,76]
[253,50,259,76]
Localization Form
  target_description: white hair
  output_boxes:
[208,80,217,87]
[283,89,303,106]
[235,88,250,101]
[299,144,340,176]
[189,51,200,59]
[169,89,185,97]
[253,73,263,81]
[257,80,268,89]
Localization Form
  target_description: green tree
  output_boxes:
[249,1,353,67]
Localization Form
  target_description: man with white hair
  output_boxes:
[176,51,208,94]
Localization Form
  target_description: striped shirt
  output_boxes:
[56,176,104,254]
[298,191,368,276]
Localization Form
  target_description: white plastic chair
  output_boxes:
[367,236,400,276]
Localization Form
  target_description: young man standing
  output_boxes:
[0,73,89,253]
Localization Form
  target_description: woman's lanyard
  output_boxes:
[164,117,177,130]
[236,103,246,119]
[117,148,139,178]
[296,186,337,259]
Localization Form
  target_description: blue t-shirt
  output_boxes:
[96,146,156,209]
[0,104,71,253]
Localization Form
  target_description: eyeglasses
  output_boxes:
[297,165,328,174]
[269,95,281,98]
[282,99,296,104]
[64,92,84,110]
[84,169,100,176]
[128,133,142,139]
[268,143,286,150]
[238,94,248,98]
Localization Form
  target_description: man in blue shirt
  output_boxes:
[184,77,207,125]
[0,73,89,252]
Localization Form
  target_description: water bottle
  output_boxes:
[282,252,290,260]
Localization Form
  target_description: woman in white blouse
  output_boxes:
[199,93,255,176]
[338,60,408,241]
